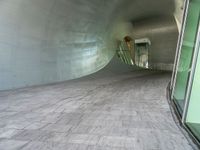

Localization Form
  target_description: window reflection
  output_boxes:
[135,38,151,68]
[172,0,200,114]
[117,36,151,69]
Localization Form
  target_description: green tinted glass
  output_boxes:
[173,0,200,114]
[186,43,200,141]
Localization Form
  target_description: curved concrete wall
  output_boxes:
[174,0,185,32]
[0,0,117,90]
[0,0,177,90]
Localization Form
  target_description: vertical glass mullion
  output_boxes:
[171,0,190,95]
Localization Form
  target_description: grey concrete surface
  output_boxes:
[132,16,179,70]
[0,68,194,150]
[174,0,185,32]
[0,0,179,90]
[0,0,117,90]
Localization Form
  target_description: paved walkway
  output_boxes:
[0,71,194,150]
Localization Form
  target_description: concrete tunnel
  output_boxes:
[0,0,200,149]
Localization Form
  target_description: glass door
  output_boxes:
[185,37,200,142]
[172,0,200,114]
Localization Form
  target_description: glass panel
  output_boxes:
[186,44,200,141]
[117,40,134,65]
[135,42,149,68]
[117,37,151,68]
[173,0,200,114]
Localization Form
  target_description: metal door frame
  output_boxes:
[170,0,189,97]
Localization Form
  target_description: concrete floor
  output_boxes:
[0,70,194,150]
